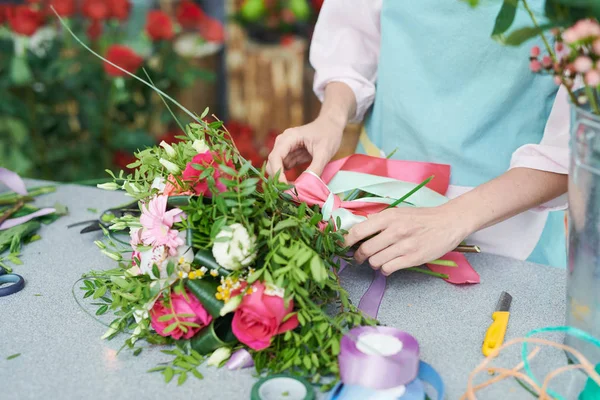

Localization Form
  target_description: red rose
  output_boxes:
[150,290,212,340]
[0,6,15,25]
[176,0,206,29]
[82,0,109,20]
[146,10,174,41]
[104,45,143,77]
[231,282,299,351]
[49,0,76,17]
[107,0,130,21]
[199,16,224,43]
[182,151,233,196]
[8,6,43,36]
[87,19,102,40]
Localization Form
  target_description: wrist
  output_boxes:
[441,197,481,239]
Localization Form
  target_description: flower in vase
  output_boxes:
[150,290,212,340]
[146,10,174,41]
[82,0,109,20]
[107,0,130,21]
[140,195,184,253]
[103,45,143,77]
[8,6,43,36]
[231,282,299,351]
[212,223,257,271]
[49,0,76,17]
[176,0,206,29]
[182,151,233,196]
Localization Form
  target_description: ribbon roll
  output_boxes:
[339,326,420,390]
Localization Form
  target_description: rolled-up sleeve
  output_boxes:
[310,0,382,123]
[509,85,571,211]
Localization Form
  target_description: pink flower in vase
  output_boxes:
[140,195,184,255]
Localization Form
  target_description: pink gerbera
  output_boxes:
[140,195,184,255]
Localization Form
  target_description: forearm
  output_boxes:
[446,167,568,236]
[318,82,357,128]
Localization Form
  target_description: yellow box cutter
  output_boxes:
[482,291,512,357]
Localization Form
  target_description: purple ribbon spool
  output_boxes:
[339,326,420,390]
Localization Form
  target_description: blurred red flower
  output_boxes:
[312,0,324,11]
[113,150,136,170]
[82,0,109,20]
[146,10,174,41]
[176,0,206,29]
[103,45,143,77]
[199,16,224,43]
[49,0,76,17]
[107,0,130,21]
[87,19,102,40]
[0,6,14,25]
[8,6,43,36]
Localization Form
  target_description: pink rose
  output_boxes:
[182,151,233,197]
[231,282,299,351]
[150,290,212,340]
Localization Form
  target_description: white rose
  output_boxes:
[212,223,257,271]
[192,139,209,154]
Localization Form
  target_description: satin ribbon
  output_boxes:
[0,168,56,231]
[329,326,444,400]
[293,155,480,319]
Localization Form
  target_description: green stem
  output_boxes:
[522,0,556,61]
[427,259,458,267]
[586,85,600,115]
[386,176,434,209]
[406,267,449,280]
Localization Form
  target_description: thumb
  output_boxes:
[307,150,331,177]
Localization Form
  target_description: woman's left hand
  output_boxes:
[344,205,472,276]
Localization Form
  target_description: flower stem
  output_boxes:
[406,267,449,280]
[522,0,556,61]
[586,85,600,114]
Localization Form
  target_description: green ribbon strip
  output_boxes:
[190,314,238,355]
[579,363,600,400]
[186,278,224,318]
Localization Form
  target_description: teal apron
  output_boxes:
[359,0,566,267]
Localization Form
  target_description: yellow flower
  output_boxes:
[210,269,219,277]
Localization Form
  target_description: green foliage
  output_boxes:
[148,345,206,385]
[0,21,214,182]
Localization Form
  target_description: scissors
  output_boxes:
[68,201,140,234]
[0,266,24,297]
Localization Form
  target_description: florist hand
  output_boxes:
[266,115,344,183]
[345,206,471,276]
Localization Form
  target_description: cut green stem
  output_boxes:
[386,176,434,209]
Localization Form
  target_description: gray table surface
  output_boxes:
[0,183,583,399]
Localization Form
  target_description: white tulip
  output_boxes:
[160,141,177,158]
[159,158,180,174]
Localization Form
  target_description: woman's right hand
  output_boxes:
[266,115,345,183]
[266,82,357,182]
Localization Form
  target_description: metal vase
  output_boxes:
[566,101,600,364]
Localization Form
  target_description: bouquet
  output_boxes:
[86,118,375,387]
[0,0,221,182]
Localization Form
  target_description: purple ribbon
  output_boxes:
[358,271,387,319]
[339,326,420,390]
[0,168,27,195]
[225,349,254,370]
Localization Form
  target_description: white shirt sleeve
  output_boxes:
[309,0,382,123]
[509,84,571,211]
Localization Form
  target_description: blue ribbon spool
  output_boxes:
[326,361,444,400]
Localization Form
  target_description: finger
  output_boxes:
[345,214,390,248]
[380,254,422,276]
[353,230,397,264]
[306,149,331,176]
[267,135,295,183]
[367,242,413,270]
